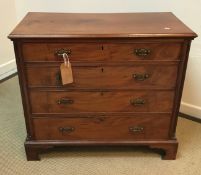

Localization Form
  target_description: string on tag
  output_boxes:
[62,53,69,67]
[60,52,73,85]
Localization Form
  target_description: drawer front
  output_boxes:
[22,43,107,62]
[30,90,174,113]
[22,42,181,62]
[110,43,181,61]
[33,115,171,140]
[26,64,178,89]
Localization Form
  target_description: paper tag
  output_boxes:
[60,61,73,85]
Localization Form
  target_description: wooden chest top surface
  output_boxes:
[9,12,197,39]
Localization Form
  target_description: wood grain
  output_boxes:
[8,12,197,39]
[26,64,178,89]
[29,90,174,113]
[22,42,181,61]
[8,12,197,160]
[33,115,171,140]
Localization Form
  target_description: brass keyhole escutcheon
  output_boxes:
[100,91,104,96]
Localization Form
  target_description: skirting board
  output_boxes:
[0,59,17,80]
[180,102,201,120]
[179,112,201,123]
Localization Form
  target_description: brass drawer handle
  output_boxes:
[59,126,75,134]
[130,98,145,106]
[133,73,149,81]
[57,98,74,105]
[134,48,151,57]
[129,126,144,133]
[55,48,71,57]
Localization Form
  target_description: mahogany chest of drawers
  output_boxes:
[9,12,197,160]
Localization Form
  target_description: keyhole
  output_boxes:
[101,68,104,72]
[101,46,104,50]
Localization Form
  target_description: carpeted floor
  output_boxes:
[0,76,201,175]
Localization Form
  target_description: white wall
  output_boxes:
[0,0,17,79]
[2,0,201,118]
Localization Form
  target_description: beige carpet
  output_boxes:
[0,76,201,175]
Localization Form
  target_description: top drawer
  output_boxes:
[22,42,182,62]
